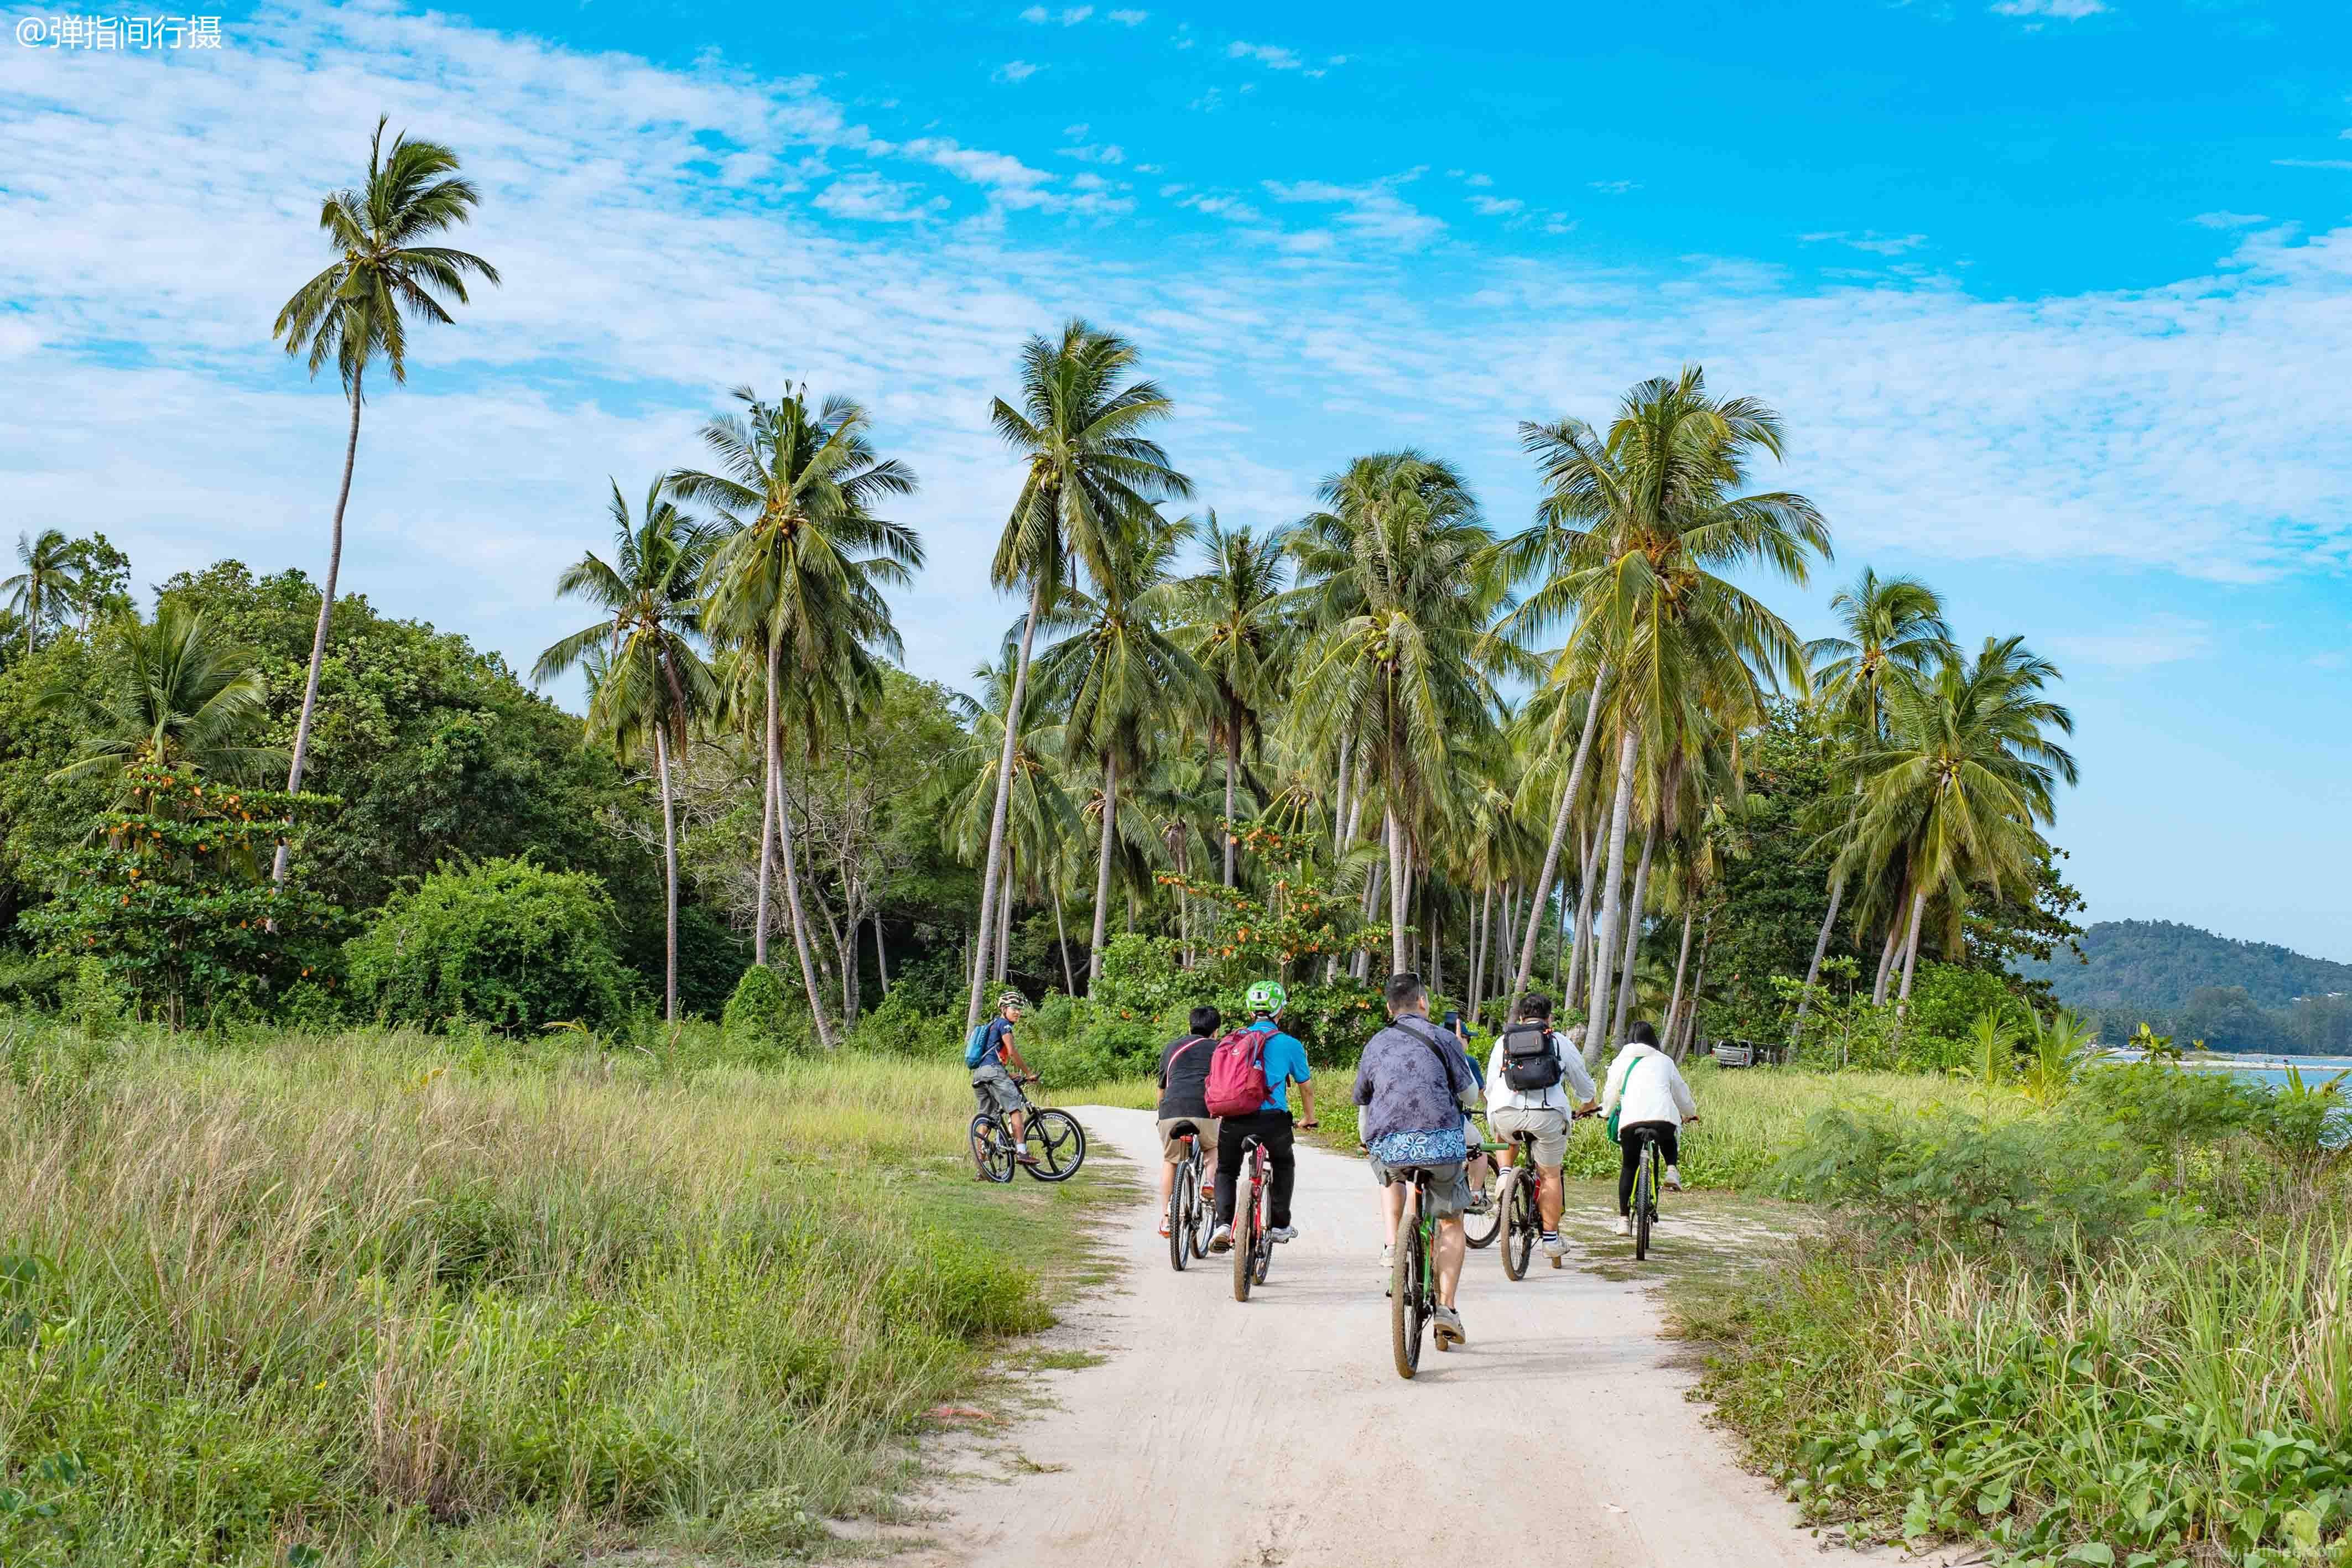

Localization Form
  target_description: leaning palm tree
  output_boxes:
[1289,451,1520,973]
[534,480,719,1024]
[1169,512,1291,885]
[940,653,1078,990]
[3,529,85,656]
[1850,635,2077,1010]
[1028,513,1204,983]
[967,320,1191,1027]
[674,384,920,1050]
[44,604,277,790]
[271,114,499,888]
[1791,569,1953,1025]
[1521,369,1830,1039]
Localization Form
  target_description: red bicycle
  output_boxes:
[1231,1132,1274,1300]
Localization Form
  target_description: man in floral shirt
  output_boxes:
[1352,971,1484,1347]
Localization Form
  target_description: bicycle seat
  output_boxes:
[1165,1118,1201,1139]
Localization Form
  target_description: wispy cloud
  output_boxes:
[1019,4,1093,21]
[1587,180,1640,195]
[1107,8,1148,22]
[2191,211,2270,228]
[1262,170,1444,248]
[2275,159,2352,171]
[1990,0,2109,18]
[1800,230,1929,256]
[1059,142,1125,164]
[813,173,945,223]
[1227,40,1301,69]
[1469,195,1523,217]
[991,59,1040,82]
[2047,616,2211,669]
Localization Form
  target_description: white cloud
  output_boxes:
[2191,211,2269,228]
[1019,4,1048,18]
[1990,0,2108,17]
[992,59,1040,82]
[1183,192,1265,224]
[1135,162,1163,174]
[2047,616,2211,669]
[2275,159,2352,171]
[1188,87,1224,111]
[1799,230,1929,256]
[1108,8,1148,23]
[1227,40,1302,69]
[1059,142,1125,164]
[1469,195,1523,217]
[1588,179,1640,195]
[1262,171,1444,248]
[1057,6,1093,22]
[1464,173,1494,187]
[813,172,945,223]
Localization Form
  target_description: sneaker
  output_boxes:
[1465,1187,1494,1216]
[1268,1225,1298,1243]
[1614,1215,1632,1237]
[1208,1223,1234,1254]
[1432,1305,1467,1348]
[1014,1153,1043,1168]
[1541,1233,1567,1260]
[1665,1164,1684,1192]
[1157,1211,1172,1239]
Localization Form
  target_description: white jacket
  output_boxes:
[1599,1041,1697,1130]
[1484,1027,1598,1116]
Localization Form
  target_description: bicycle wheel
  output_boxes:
[1187,1155,1216,1258]
[1252,1188,1273,1286]
[969,1113,1013,1183]
[1500,1171,1534,1282]
[1633,1148,1654,1261]
[1463,1181,1502,1249]
[1022,1109,1087,1182]
[1231,1158,1258,1302]
[1169,1148,1194,1272]
[1390,1195,1427,1379]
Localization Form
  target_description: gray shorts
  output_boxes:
[1367,1153,1470,1220]
[1157,1116,1220,1161]
[970,1062,1024,1115]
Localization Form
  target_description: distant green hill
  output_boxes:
[2018,919,2352,1014]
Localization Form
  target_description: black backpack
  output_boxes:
[1500,1022,1563,1092]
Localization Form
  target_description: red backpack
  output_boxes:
[1203,1024,1272,1117]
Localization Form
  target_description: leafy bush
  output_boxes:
[1774,1106,2155,1265]
[0,952,70,1010]
[345,857,635,1033]
[720,964,810,1061]
[61,955,127,1038]
[1091,935,1221,1023]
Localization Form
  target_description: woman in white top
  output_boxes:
[1597,1019,1700,1236]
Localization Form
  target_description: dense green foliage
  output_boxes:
[719,962,805,1059]
[2017,919,2352,1056]
[345,858,636,1032]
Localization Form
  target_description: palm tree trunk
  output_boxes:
[1567,823,1598,1001]
[873,909,889,994]
[1331,734,1353,866]
[1873,900,1905,1007]
[654,724,679,1024]
[1793,870,1845,1034]
[1054,877,1076,996]
[1682,915,1715,1058]
[1385,804,1410,975]
[1611,820,1658,1046]
[1471,880,1492,1022]
[1090,754,1118,985]
[1428,883,1443,999]
[1511,663,1609,1003]
[752,632,783,966]
[1896,888,1928,1015]
[1222,721,1239,886]
[272,369,365,890]
[968,582,1043,1028]
[1666,905,1694,1049]
[1585,731,1638,1044]
[771,765,835,1049]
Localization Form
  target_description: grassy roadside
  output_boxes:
[0,1024,1135,1566]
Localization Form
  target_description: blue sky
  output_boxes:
[4,0,2351,956]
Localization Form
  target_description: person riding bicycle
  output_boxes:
[1155,1004,1224,1239]
[969,990,1042,1171]
[1207,981,1317,1255]
[1354,971,1484,1348]
[1597,1019,1698,1235]
[1442,1009,1498,1220]
[1484,991,1599,1262]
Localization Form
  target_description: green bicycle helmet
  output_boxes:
[1243,979,1287,1018]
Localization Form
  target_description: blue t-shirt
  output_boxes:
[1247,1021,1312,1114]
[979,1015,1014,1065]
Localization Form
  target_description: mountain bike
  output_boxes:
[966,1077,1087,1184]
[1461,1111,1503,1251]
[1389,1164,1465,1378]
[1166,1123,1213,1271]
[1495,1127,1546,1282]
[1626,1123,1664,1260]
[1231,1132,1274,1300]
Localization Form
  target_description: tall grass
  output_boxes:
[0,1023,1090,1565]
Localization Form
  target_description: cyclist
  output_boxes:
[1597,1018,1699,1235]
[1354,971,1484,1347]
[1442,1009,1498,1219]
[969,990,1042,1171]
[1207,981,1317,1254]
[1484,991,1599,1262]
[1154,1004,1224,1239]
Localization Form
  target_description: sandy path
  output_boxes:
[889,1106,1850,1568]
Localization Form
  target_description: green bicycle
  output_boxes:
[1390,1134,1506,1379]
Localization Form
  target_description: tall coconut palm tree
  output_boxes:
[1792,569,1953,1025]
[1027,514,1203,984]
[1851,635,2077,1011]
[674,384,920,1050]
[44,605,276,789]
[1169,512,1291,886]
[941,653,1077,991]
[1289,451,1520,973]
[271,114,499,889]
[1525,369,1830,1042]
[3,529,85,655]
[967,320,1191,1027]
[533,479,719,1024]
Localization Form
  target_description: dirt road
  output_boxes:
[894,1106,1842,1568]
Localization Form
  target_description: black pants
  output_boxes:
[1215,1109,1297,1228]
[1617,1121,1679,1215]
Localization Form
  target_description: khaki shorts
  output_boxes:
[1157,1116,1220,1161]
[1366,1153,1470,1220]
[1491,1106,1571,1169]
